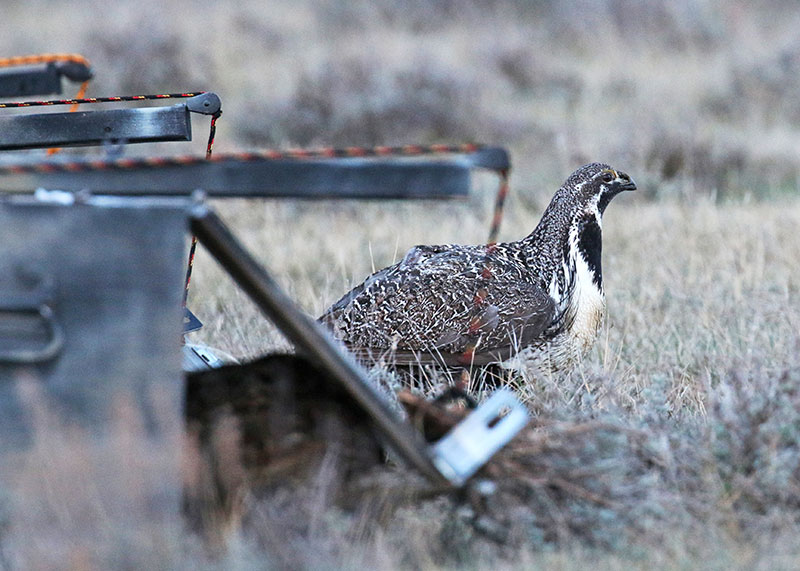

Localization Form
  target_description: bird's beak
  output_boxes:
[618,173,637,191]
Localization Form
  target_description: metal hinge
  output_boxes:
[430,388,529,486]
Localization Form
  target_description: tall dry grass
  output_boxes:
[3,0,800,567]
[175,195,800,567]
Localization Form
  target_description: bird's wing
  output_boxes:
[320,244,555,366]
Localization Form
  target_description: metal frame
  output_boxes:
[0,87,522,484]
[0,146,508,199]
[0,60,92,98]
[0,106,194,151]
[0,92,220,151]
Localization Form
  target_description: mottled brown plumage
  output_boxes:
[320,163,635,373]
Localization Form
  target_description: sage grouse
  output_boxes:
[320,163,636,376]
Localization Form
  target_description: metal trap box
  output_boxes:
[0,195,188,525]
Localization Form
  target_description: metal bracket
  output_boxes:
[185,92,221,116]
[183,307,203,333]
[182,343,226,371]
[55,61,94,83]
[430,388,529,486]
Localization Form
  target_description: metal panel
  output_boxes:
[0,156,477,199]
[0,104,192,150]
[0,195,190,544]
[0,197,189,448]
[0,65,62,97]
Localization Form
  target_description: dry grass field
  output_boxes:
[4,0,800,568]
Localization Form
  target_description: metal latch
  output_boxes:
[0,268,64,364]
[430,388,529,486]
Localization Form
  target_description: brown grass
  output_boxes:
[178,196,800,567]
[4,0,800,567]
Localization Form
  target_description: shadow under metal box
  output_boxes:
[0,195,189,451]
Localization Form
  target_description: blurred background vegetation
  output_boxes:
[6,0,800,201]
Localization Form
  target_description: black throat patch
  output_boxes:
[577,215,603,288]
[597,188,620,215]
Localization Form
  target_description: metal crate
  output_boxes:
[0,194,189,526]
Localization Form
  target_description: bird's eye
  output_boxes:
[601,172,614,183]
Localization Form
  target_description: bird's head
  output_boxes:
[527,162,637,265]
[562,162,637,216]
